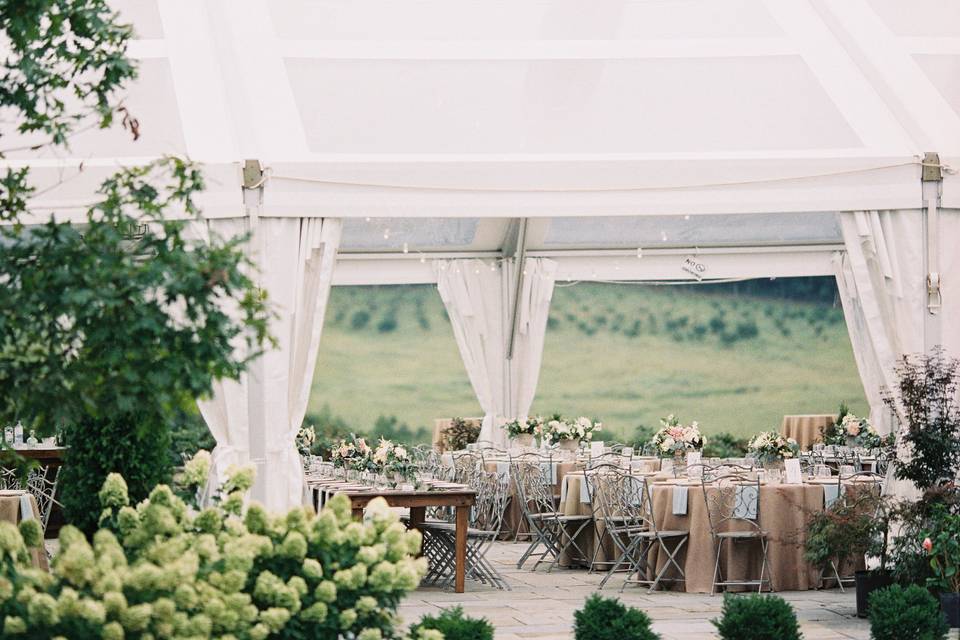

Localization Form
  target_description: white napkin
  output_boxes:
[823,484,845,508]
[19,495,35,521]
[496,461,511,477]
[734,485,759,520]
[672,486,688,515]
[541,462,558,484]
[580,477,591,504]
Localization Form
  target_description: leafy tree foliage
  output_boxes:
[0,1,270,527]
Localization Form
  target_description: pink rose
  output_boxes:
[922,537,933,552]
[847,423,861,436]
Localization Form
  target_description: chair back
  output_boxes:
[586,452,624,470]
[469,471,510,535]
[586,464,654,534]
[451,451,483,485]
[702,472,762,536]
[511,459,555,518]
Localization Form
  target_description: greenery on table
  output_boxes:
[0,454,430,639]
[442,417,480,451]
[410,606,494,640]
[0,0,271,531]
[573,594,660,640]
[886,349,960,491]
[711,594,801,640]
[702,431,749,458]
[868,585,949,640]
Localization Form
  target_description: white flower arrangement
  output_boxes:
[330,434,373,471]
[296,425,316,456]
[651,414,705,456]
[505,416,541,438]
[747,430,799,462]
[539,414,601,443]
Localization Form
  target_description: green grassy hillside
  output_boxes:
[309,281,868,443]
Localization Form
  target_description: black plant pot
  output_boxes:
[941,593,960,628]
[854,570,894,618]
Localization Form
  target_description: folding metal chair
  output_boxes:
[818,470,884,592]
[513,460,591,571]
[703,472,772,594]
[587,465,688,591]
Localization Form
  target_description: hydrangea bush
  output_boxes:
[0,453,434,639]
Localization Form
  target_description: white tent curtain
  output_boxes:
[436,257,557,446]
[436,259,506,445]
[833,210,926,436]
[194,216,341,511]
[507,259,558,422]
[254,217,341,510]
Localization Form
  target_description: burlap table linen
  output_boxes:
[780,414,837,451]
[0,491,48,570]
[560,476,842,591]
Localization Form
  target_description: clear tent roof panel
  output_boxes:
[4,0,960,222]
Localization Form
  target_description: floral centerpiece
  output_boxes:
[748,430,799,467]
[651,415,705,463]
[505,416,542,446]
[838,414,893,450]
[373,438,416,486]
[296,424,317,456]
[540,414,601,452]
[330,433,373,474]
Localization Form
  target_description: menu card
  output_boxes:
[686,451,702,478]
[784,459,803,484]
[591,441,605,457]
[621,447,634,458]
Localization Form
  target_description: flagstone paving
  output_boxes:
[400,542,875,640]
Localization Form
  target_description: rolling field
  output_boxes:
[309,281,868,442]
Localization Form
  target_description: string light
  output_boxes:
[636,247,643,259]
[402,242,408,254]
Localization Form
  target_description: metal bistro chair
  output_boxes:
[586,451,626,470]
[587,464,689,591]
[513,459,591,571]
[507,452,553,542]
[450,451,484,485]
[422,471,511,590]
[703,472,772,594]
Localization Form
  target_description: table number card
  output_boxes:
[784,459,803,484]
[591,441,605,457]
[686,451,701,467]
[621,447,634,458]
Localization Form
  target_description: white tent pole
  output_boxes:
[506,218,529,359]
[922,152,943,352]
[242,159,269,504]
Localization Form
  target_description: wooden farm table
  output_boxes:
[336,487,477,593]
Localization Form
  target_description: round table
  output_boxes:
[559,474,865,592]
[780,414,837,450]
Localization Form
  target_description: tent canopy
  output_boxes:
[5,0,959,228]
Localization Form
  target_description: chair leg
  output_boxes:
[649,536,687,593]
[711,537,724,595]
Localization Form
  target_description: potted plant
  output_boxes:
[506,416,541,447]
[923,505,960,628]
[804,490,891,616]
[746,430,799,471]
[651,414,705,469]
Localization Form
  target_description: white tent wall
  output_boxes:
[193,213,341,511]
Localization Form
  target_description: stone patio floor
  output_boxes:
[400,541,877,640]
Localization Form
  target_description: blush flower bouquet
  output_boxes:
[651,414,705,456]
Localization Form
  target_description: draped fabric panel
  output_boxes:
[508,259,558,422]
[188,218,254,499]
[436,257,557,447]
[436,259,506,444]
[835,210,926,436]
[193,217,341,511]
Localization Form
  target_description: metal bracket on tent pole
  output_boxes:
[242,159,265,190]
[506,218,529,360]
[922,152,942,320]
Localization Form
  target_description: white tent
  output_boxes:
[4,0,960,510]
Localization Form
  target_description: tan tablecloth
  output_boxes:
[780,414,837,451]
[0,492,48,570]
[559,475,857,592]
